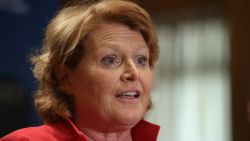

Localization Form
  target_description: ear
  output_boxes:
[55,63,72,95]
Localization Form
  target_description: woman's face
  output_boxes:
[67,23,153,131]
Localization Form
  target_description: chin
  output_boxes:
[113,109,146,127]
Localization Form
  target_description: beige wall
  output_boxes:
[141,0,250,141]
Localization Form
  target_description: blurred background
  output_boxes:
[0,0,249,141]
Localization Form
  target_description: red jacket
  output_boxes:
[1,118,160,141]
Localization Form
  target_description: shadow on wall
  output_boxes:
[0,77,30,137]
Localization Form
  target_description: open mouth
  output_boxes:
[115,91,140,99]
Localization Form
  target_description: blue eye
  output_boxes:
[135,56,148,66]
[101,55,119,66]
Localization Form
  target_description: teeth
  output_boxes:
[116,91,139,99]
[123,92,137,96]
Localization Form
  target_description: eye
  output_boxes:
[101,55,120,66]
[135,55,148,66]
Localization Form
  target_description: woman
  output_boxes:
[1,0,160,140]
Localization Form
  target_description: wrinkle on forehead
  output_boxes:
[89,23,145,47]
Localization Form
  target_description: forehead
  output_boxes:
[87,22,147,48]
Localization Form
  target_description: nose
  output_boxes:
[120,60,139,82]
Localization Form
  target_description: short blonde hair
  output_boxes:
[32,0,159,123]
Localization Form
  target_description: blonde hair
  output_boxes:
[32,0,159,123]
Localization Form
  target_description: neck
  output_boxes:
[73,113,136,141]
[73,112,136,141]
[80,127,133,141]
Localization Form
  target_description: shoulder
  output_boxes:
[1,124,60,141]
[1,118,87,141]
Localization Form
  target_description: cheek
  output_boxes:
[141,71,153,110]
[86,71,120,102]
[147,73,153,88]
[94,72,119,90]
[141,71,153,94]
[72,75,114,110]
